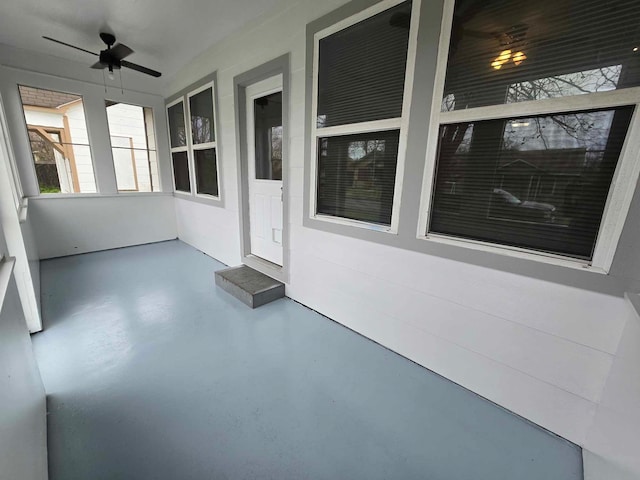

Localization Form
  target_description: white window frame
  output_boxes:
[308,0,422,234]
[186,82,221,201]
[416,0,640,273]
[166,96,191,194]
[0,91,24,212]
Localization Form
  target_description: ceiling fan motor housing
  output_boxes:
[99,50,121,69]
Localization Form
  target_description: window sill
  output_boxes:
[28,192,173,200]
[173,191,224,208]
[419,233,608,274]
[312,213,396,234]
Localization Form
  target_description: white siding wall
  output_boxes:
[584,296,640,480]
[29,195,178,259]
[24,109,63,128]
[166,0,634,449]
[65,102,96,193]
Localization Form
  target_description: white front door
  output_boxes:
[246,75,284,266]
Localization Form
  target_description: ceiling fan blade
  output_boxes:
[43,36,98,56]
[110,43,134,61]
[90,61,105,69]
[121,60,161,78]
[464,29,498,39]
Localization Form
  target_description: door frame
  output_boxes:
[234,55,290,283]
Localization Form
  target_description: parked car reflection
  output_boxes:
[490,188,556,223]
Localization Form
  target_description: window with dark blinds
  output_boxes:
[430,107,634,259]
[317,130,400,225]
[427,0,640,261]
[317,1,411,128]
[313,0,413,228]
[442,0,640,112]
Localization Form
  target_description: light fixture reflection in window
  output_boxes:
[491,49,527,69]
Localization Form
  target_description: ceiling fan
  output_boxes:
[43,33,161,78]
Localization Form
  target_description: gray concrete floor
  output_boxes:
[33,240,582,480]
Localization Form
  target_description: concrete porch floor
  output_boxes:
[33,240,582,480]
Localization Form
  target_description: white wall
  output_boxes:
[0,258,48,480]
[29,195,177,259]
[174,197,241,266]
[583,295,640,479]
[165,0,639,454]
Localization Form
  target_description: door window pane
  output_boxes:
[430,107,634,259]
[194,148,218,196]
[254,92,282,180]
[168,102,186,148]
[172,151,190,192]
[317,130,399,225]
[442,0,640,111]
[190,88,215,144]
[317,1,412,127]
[18,85,97,194]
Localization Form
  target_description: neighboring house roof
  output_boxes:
[499,148,587,174]
[18,85,81,109]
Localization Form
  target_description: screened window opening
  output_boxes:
[254,92,283,181]
[18,85,97,194]
[106,102,159,192]
[427,0,640,262]
[430,107,634,259]
[313,0,413,227]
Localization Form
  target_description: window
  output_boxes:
[166,83,219,197]
[423,0,640,265]
[18,86,97,194]
[188,86,218,196]
[254,92,283,181]
[167,99,190,192]
[311,0,414,229]
[105,102,159,192]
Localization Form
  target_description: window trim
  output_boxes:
[166,79,222,203]
[0,91,24,211]
[166,96,191,194]
[416,0,640,273]
[186,81,221,200]
[308,0,421,234]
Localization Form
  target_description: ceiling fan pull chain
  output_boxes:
[119,69,124,95]
[102,69,107,94]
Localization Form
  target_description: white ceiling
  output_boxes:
[0,0,281,83]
